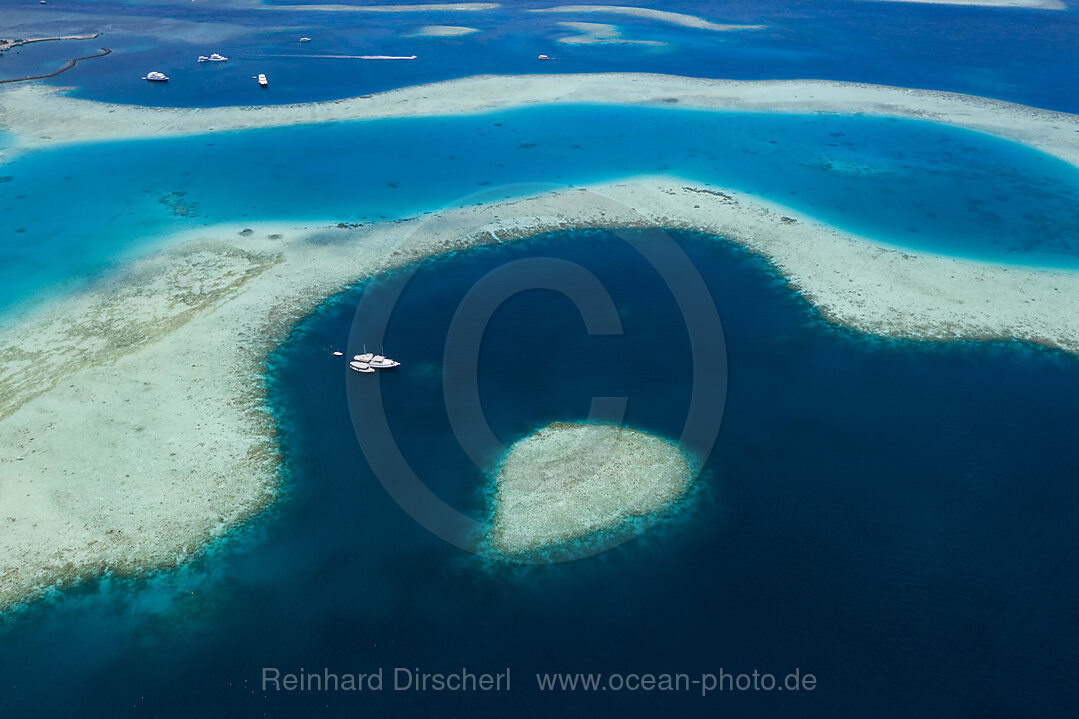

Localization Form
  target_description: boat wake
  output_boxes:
[260,53,418,60]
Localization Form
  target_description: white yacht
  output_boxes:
[198,53,228,63]
[368,355,401,369]
[143,71,169,82]
[349,361,375,374]
[354,353,374,363]
[299,37,312,42]
[256,73,268,87]
[332,351,344,357]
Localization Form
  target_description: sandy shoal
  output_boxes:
[3,74,1079,171]
[556,21,666,45]
[410,25,481,36]
[528,5,765,31]
[489,422,693,554]
[865,0,1064,9]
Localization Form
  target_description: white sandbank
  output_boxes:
[556,21,665,45]
[487,423,693,554]
[409,24,481,36]
[268,3,499,12]
[530,5,766,31]
[3,174,1079,611]
[864,0,1065,9]
[3,74,1079,172]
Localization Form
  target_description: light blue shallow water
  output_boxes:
[2,104,1078,313]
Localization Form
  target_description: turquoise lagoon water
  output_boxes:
[2,104,1079,312]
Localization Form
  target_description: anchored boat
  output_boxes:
[347,348,401,372]
[143,71,169,82]
[368,354,401,369]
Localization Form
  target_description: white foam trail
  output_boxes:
[259,53,418,60]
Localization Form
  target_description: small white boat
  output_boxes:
[538,54,549,60]
[332,351,344,357]
[349,361,375,374]
[354,353,374,363]
[368,355,401,369]
[198,53,228,63]
[143,71,169,82]
[256,73,268,87]
[299,37,311,42]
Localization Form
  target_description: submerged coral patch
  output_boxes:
[488,422,694,554]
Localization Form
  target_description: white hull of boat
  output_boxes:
[369,356,401,369]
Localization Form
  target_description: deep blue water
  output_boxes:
[2,229,1077,717]
[1,0,1077,112]
[3,104,1079,313]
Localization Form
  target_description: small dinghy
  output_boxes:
[349,361,375,374]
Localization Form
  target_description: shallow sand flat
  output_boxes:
[2,74,1079,170]
[488,423,693,555]
[529,5,765,31]
[3,176,1079,610]
[556,21,666,45]
[867,0,1064,8]
[410,25,481,36]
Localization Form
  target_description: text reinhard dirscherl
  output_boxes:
[261,668,817,696]
[262,667,511,693]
